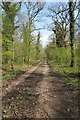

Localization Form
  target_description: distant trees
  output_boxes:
[23,2,45,63]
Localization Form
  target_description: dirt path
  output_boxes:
[2,64,40,97]
[2,62,79,119]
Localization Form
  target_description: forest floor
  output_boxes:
[2,62,79,119]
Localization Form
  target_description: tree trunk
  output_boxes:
[78,1,80,81]
[69,1,75,67]
[27,40,30,64]
[11,38,14,70]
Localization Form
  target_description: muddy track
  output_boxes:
[2,62,79,119]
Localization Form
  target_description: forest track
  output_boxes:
[2,63,41,98]
[2,62,79,119]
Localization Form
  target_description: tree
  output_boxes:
[55,21,64,47]
[23,1,45,63]
[22,24,30,63]
[48,2,69,48]
[36,31,41,60]
[1,2,21,69]
[48,1,79,67]
[69,0,75,67]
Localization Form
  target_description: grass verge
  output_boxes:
[47,60,79,90]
